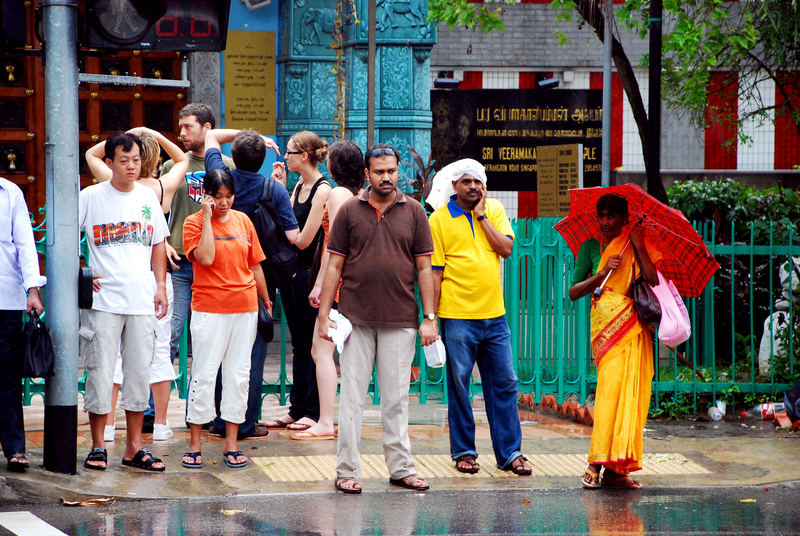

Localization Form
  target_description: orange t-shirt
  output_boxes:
[183,210,266,314]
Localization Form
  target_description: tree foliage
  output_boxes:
[427,0,514,34]
[658,0,800,140]
[587,0,800,140]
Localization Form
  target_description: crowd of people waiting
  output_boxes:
[0,102,658,492]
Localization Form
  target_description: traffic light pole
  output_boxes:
[42,0,80,475]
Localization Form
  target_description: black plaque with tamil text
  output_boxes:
[431,89,603,191]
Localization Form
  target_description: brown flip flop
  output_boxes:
[262,416,295,428]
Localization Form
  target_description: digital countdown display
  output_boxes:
[86,0,230,52]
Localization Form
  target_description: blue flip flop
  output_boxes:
[222,450,247,468]
[182,451,202,469]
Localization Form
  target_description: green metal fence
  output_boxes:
[22,215,799,412]
[508,217,799,411]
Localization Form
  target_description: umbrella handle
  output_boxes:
[591,240,631,299]
[592,270,613,299]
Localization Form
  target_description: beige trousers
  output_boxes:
[336,324,417,480]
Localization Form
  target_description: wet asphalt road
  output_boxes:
[1,486,799,535]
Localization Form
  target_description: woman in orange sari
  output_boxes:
[569,193,661,489]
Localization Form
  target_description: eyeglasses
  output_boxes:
[284,151,304,155]
[368,148,397,158]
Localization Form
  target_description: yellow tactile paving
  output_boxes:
[413,454,480,478]
[305,455,337,479]
[361,454,392,479]
[250,453,709,481]
[528,453,590,476]
[412,454,539,478]
[251,456,327,482]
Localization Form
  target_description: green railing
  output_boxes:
[23,214,799,412]
[508,217,799,410]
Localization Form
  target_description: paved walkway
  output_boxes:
[2,392,799,504]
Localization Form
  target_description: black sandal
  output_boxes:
[506,455,532,476]
[7,453,30,472]
[335,477,362,494]
[84,447,108,471]
[121,448,165,472]
[454,454,480,474]
[389,475,429,491]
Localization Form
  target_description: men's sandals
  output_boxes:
[335,477,362,494]
[7,453,30,472]
[454,454,480,474]
[84,447,108,471]
[506,455,532,476]
[389,474,429,491]
[121,448,165,472]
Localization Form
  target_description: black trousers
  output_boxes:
[279,269,320,422]
[0,310,25,459]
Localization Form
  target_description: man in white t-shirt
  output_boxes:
[79,133,170,472]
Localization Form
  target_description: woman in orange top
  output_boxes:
[292,140,364,440]
[569,193,660,489]
[181,169,271,470]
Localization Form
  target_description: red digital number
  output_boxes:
[190,19,212,38]
[156,17,178,37]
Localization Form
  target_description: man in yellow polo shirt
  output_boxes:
[430,158,531,477]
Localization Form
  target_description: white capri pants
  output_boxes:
[113,273,176,385]
[185,310,257,425]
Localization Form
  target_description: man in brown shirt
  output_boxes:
[318,144,438,494]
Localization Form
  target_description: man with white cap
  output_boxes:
[429,158,531,476]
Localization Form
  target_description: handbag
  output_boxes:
[631,246,661,329]
[21,311,56,378]
[79,265,93,309]
[650,271,691,347]
[257,299,274,343]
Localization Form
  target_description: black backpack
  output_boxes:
[250,178,297,288]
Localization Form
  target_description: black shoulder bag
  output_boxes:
[631,245,661,329]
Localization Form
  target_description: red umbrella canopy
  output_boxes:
[554,183,719,297]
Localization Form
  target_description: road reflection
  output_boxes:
[4,487,798,535]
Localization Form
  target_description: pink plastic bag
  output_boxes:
[650,271,691,347]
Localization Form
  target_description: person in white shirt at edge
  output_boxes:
[85,127,188,443]
[0,176,46,472]
[79,132,169,471]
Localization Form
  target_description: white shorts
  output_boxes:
[113,273,176,385]
[80,310,157,414]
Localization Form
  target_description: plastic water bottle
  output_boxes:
[708,400,726,421]
[740,402,785,420]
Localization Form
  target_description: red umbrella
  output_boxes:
[553,183,719,297]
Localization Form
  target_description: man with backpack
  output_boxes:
[204,128,299,439]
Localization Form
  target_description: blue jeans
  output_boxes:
[212,331,267,436]
[169,257,194,364]
[441,316,522,469]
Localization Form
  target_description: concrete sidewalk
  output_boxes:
[2,393,799,505]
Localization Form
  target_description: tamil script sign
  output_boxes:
[536,144,583,218]
[431,89,603,191]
